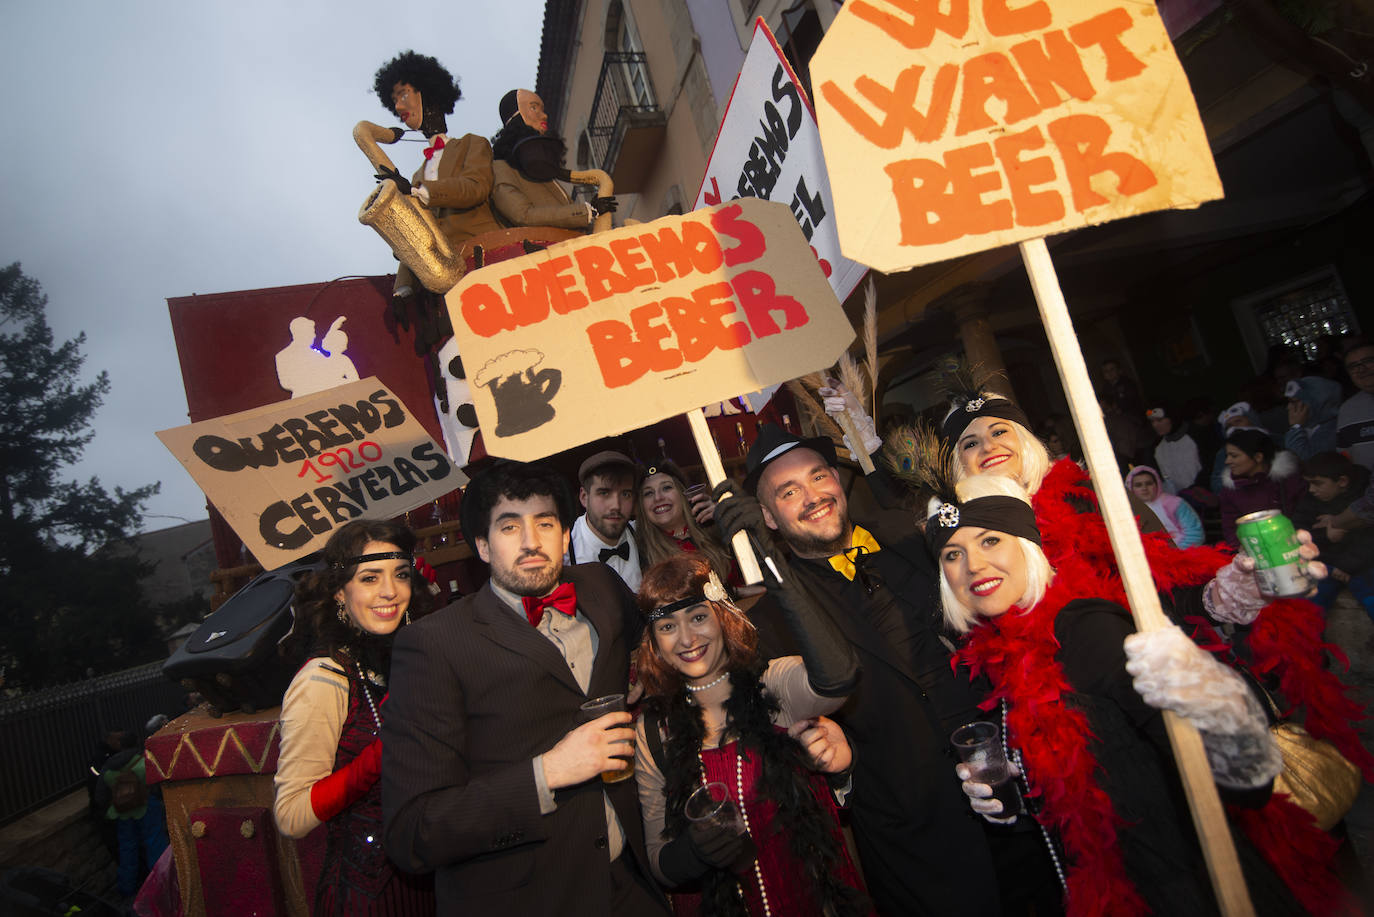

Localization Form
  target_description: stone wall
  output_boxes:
[0,790,119,901]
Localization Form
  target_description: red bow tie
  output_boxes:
[522,582,577,627]
[423,136,446,161]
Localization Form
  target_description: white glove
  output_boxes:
[1124,625,1282,789]
[1203,557,1266,625]
[818,383,881,456]
[954,761,1020,824]
[1207,531,1328,621]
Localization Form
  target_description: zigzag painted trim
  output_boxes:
[145,722,281,781]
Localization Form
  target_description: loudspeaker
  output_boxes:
[163,556,322,716]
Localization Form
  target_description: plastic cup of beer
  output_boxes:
[685,781,756,868]
[685,782,743,831]
[685,483,711,517]
[950,721,1023,816]
[580,693,635,784]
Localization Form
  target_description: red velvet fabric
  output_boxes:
[669,736,871,917]
[144,708,283,785]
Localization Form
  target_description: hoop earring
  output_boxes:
[336,599,348,624]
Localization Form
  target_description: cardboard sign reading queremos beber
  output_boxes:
[157,379,460,569]
[811,0,1224,273]
[444,199,855,461]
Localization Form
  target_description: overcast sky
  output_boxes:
[0,1,545,531]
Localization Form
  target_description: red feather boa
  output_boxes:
[957,572,1148,917]
[1034,459,1373,780]
[1023,459,1367,915]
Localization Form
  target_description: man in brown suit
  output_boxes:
[372,51,504,301]
[381,461,668,915]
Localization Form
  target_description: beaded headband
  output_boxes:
[926,495,1042,554]
[333,551,413,570]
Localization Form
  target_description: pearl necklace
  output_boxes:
[1002,699,1067,895]
[685,672,729,693]
[697,743,770,916]
[359,663,383,735]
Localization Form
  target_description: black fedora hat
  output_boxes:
[743,424,838,495]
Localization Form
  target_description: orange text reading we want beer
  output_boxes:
[821,0,1161,245]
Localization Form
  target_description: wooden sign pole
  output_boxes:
[685,407,765,584]
[1018,238,1255,917]
[833,413,877,474]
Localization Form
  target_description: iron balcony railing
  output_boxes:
[587,52,660,172]
[0,662,186,826]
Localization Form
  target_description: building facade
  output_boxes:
[537,0,1373,434]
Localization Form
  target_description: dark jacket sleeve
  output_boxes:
[381,614,550,872]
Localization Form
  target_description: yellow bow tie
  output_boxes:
[828,526,881,581]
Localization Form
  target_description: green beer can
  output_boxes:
[1235,509,1309,597]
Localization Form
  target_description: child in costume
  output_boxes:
[1125,465,1205,548]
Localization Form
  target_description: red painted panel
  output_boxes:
[167,275,441,445]
[167,275,449,569]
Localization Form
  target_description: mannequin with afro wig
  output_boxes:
[367,50,503,320]
[373,50,461,135]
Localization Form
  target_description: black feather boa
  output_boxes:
[646,661,868,917]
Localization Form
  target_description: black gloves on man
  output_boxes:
[712,483,859,698]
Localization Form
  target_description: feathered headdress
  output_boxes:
[936,357,1031,445]
[882,422,958,510]
[784,278,880,455]
[938,356,991,413]
[884,421,1040,552]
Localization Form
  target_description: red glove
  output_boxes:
[309,738,382,822]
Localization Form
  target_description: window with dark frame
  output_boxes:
[1251,272,1359,362]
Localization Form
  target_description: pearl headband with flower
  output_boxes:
[646,569,740,622]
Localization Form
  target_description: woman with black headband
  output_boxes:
[274,519,434,915]
[926,472,1342,916]
[906,371,1336,679]
[632,553,871,916]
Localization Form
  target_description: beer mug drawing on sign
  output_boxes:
[473,349,562,437]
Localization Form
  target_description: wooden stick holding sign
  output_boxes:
[1020,238,1254,917]
[685,407,764,585]
[833,412,876,475]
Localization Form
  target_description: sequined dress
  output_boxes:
[312,666,433,916]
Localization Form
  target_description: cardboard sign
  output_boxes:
[695,19,867,304]
[158,379,461,569]
[444,199,854,461]
[811,0,1224,273]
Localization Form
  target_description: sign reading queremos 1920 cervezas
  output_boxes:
[444,198,855,462]
[157,378,459,568]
